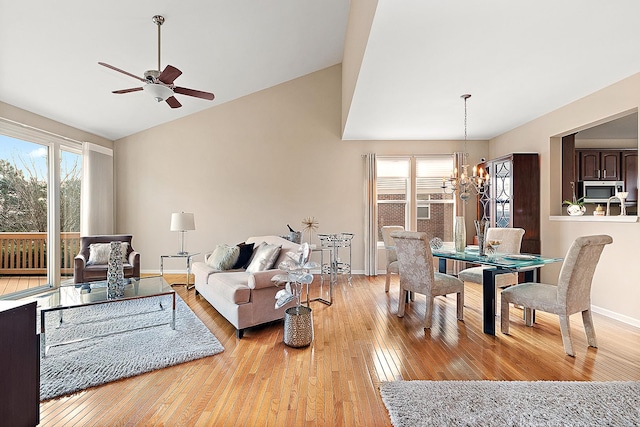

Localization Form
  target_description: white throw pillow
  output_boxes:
[245,243,282,274]
[120,242,130,262]
[206,244,240,270]
[87,242,129,265]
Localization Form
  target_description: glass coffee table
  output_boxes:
[39,276,175,357]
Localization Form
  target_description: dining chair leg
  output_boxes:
[558,314,575,356]
[582,309,598,348]
[397,289,407,317]
[385,272,391,292]
[500,298,510,334]
[524,308,534,326]
[424,297,433,329]
[456,290,464,321]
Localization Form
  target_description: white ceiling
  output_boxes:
[577,113,638,140]
[343,0,640,140]
[0,0,349,141]
[1,1,639,142]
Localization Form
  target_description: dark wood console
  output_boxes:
[0,300,40,426]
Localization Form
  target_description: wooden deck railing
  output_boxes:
[0,232,80,275]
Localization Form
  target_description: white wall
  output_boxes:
[114,64,486,277]
[490,72,640,326]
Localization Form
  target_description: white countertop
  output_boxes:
[549,215,638,223]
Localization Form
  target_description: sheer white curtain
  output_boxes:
[364,153,378,276]
[81,142,114,235]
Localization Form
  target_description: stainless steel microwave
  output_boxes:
[579,181,624,203]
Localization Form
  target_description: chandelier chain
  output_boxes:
[461,93,471,143]
[441,93,489,202]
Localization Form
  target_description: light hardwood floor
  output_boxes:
[0,275,49,296]
[39,274,640,426]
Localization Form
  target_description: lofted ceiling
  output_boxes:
[0,0,349,141]
[342,0,640,140]
[1,1,639,142]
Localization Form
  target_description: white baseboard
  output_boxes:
[592,305,640,328]
[142,269,173,275]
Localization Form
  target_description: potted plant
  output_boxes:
[272,242,317,309]
[272,242,318,347]
[563,182,586,216]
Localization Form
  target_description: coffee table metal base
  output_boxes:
[40,291,176,357]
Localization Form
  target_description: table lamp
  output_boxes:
[170,212,195,255]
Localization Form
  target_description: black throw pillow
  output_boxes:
[232,242,255,269]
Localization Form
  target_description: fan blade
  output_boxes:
[98,62,146,83]
[174,86,215,100]
[166,96,182,108]
[158,65,182,85]
[112,87,144,94]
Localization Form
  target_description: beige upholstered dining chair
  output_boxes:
[501,234,613,356]
[381,225,404,292]
[391,231,464,329]
[458,227,525,288]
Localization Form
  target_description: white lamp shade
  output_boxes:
[170,212,195,231]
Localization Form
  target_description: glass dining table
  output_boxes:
[431,247,563,335]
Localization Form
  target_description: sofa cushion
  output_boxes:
[87,242,129,265]
[209,271,252,304]
[245,243,281,273]
[206,244,240,270]
[232,242,255,269]
[245,235,301,269]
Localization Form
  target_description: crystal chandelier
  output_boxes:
[442,94,489,202]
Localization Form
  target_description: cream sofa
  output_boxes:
[192,235,300,338]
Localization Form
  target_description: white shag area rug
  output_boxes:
[380,380,640,427]
[40,293,224,400]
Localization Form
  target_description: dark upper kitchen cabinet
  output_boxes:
[578,149,621,181]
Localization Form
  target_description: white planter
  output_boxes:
[566,204,586,216]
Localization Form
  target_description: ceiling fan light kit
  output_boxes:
[99,15,214,108]
[143,83,174,102]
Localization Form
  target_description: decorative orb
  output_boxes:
[430,237,443,250]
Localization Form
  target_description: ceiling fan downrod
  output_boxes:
[152,15,164,72]
[98,12,215,108]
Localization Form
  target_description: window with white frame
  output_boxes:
[376,156,455,242]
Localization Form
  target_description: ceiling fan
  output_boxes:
[98,15,214,109]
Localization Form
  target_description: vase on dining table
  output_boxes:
[454,216,466,252]
[474,219,489,256]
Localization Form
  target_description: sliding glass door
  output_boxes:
[0,134,81,297]
[60,148,81,281]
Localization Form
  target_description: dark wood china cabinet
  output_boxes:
[476,153,540,254]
